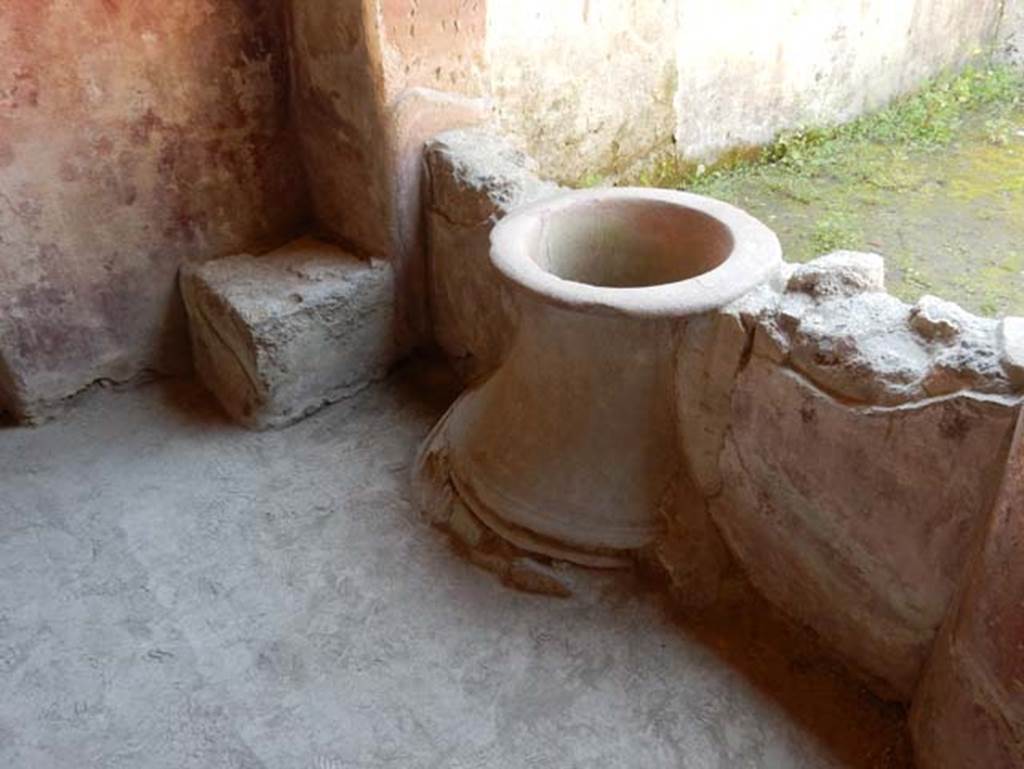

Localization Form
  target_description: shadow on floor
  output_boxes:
[152,349,464,433]
[153,376,238,429]
[28,358,909,765]
[389,349,464,416]
[637,569,914,768]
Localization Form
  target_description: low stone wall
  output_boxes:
[698,257,1021,698]
[423,127,1024,763]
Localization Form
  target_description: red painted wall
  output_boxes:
[0,0,309,419]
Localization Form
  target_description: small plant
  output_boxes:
[578,172,606,188]
[635,157,679,188]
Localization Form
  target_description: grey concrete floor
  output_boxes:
[0,361,911,768]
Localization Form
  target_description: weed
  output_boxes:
[578,172,606,188]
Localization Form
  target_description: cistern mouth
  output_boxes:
[534,199,735,288]
[490,187,782,318]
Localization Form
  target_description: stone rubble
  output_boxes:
[412,421,577,598]
[785,249,886,298]
[504,558,574,598]
[732,257,1015,408]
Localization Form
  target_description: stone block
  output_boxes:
[659,253,1024,696]
[424,127,560,380]
[909,295,970,341]
[781,263,1010,406]
[788,292,934,405]
[670,254,1024,698]
[785,250,885,298]
[387,88,489,347]
[180,237,395,429]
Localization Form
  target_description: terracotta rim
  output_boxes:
[489,187,782,318]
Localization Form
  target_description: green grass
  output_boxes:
[809,211,863,254]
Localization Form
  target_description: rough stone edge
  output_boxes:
[179,265,268,429]
[387,88,491,352]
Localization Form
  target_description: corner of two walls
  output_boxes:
[0,0,309,422]
[0,0,494,424]
[286,0,391,260]
[286,0,490,353]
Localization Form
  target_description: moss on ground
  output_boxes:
[627,64,1024,317]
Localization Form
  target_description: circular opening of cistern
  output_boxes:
[532,199,735,288]
[490,188,782,318]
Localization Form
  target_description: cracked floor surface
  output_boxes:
[0,361,911,768]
